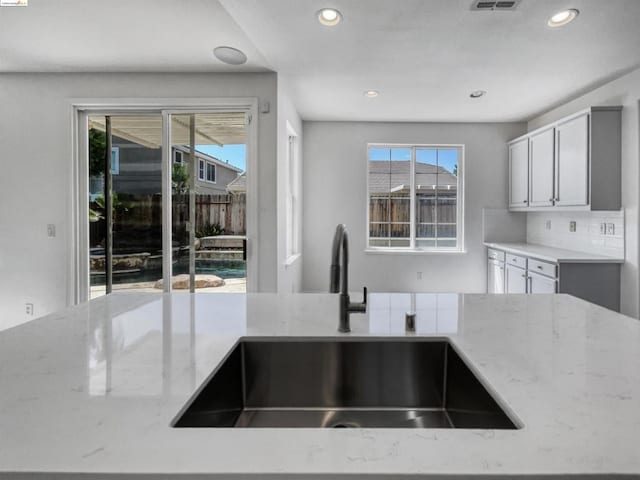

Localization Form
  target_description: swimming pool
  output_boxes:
[90,257,246,286]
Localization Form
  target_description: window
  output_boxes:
[111,146,119,175]
[367,144,463,251]
[174,150,183,165]
[198,159,216,183]
[285,131,300,260]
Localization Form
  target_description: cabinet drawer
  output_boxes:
[506,254,527,269]
[528,258,557,278]
[487,248,505,262]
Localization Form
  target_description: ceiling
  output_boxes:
[0,0,269,72]
[1,0,639,122]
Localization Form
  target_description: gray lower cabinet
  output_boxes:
[505,264,527,294]
[487,248,620,311]
[529,271,557,294]
[488,259,505,294]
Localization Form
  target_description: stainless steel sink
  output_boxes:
[172,338,519,429]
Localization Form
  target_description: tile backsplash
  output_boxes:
[527,210,624,258]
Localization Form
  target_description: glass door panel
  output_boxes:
[88,114,163,298]
[169,113,247,293]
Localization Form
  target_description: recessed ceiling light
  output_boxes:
[317,8,342,26]
[470,90,486,98]
[547,9,579,27]
[364,90,379,98]
[213,46,247,65]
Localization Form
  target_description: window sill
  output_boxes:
[364,248,466,255]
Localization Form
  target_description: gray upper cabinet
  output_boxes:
[508,106,621,212]
[555,113,589,207]
[509,138,529,208]
[529,127,555,207]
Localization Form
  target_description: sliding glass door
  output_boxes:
[82,110,249,299]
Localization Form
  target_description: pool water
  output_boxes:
[174,258,246,279]
[91,257,246,286]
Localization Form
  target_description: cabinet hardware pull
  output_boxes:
[523,200,527,203]
[537,265,543,269]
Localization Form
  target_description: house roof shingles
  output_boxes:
[369,160,457,195]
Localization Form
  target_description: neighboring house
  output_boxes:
[172,145,243,195]
[225,173,246,194]
[368,160,457,196]
[90,136,243,197]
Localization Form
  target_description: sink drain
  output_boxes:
[331,422,358,428]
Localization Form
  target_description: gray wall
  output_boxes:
[301,121,526,293]
[0,72,277,330]
[528,67,640,318]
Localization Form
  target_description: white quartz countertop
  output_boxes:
[484,242,625,263]
[1,292,640,478]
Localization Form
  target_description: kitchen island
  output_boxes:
[1,292,639,478]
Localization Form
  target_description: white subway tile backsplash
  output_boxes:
[526,210,624,258]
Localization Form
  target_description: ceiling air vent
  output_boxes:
[471,0,520,10]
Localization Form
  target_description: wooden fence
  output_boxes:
[369,195,457,238]
[90,193,246,249]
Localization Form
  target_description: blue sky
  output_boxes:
[369,147,458,174]
[196,144,246,171]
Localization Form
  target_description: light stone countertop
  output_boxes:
[0,292,639,478]
[484,242,625,263]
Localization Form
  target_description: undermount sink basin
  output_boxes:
[172,338,519,429]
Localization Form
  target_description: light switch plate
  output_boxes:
[46,224,56,237]
[569,221,576,232]
[607,223,615,235]
[545,220,551,230]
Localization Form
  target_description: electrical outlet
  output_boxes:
[600,223,607,235]
[417,272,423,280]
[545,220,551,230]
[25,303,34,316]
[607,223,615,235]
[569,221,576,232]
[47,224,56,237]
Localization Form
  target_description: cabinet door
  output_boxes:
[505,264,527,293]
[529,272,557,294]
[509,139,529,208]
[529,127,555,207]
[488,260,505,294]
[556,113,589,206]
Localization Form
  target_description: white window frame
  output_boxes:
[111,146,119,175]
[284,127,301,262]
[173,150,183,165]
[365,143,465,254]
[198,158,216,183]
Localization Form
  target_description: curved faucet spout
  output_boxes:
[329,224,367,332]
[329,224,348,294]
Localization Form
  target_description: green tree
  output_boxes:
[89,128,107,177]
[172,163,189,194]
